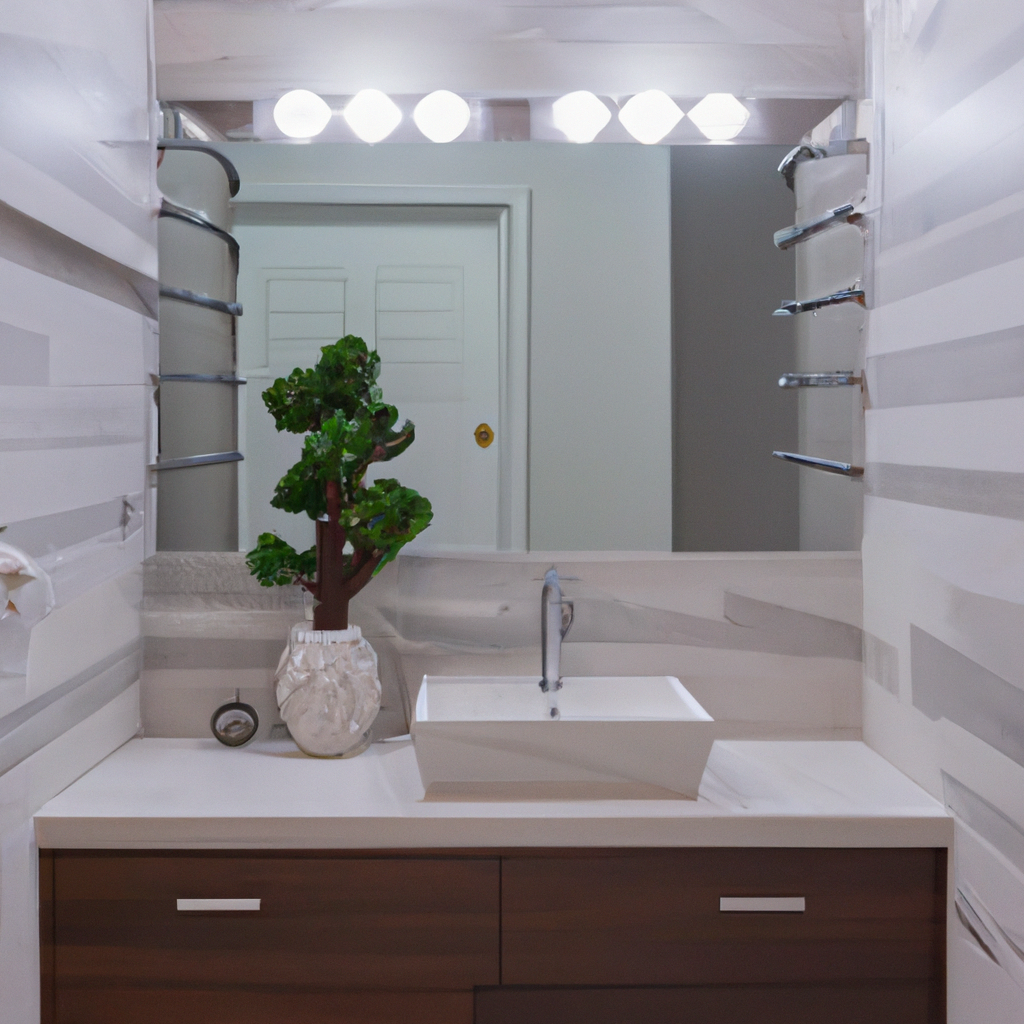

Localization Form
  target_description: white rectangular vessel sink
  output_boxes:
[412,676,714,799]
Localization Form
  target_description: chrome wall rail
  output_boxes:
[159,199,240,262]
[778,372,862,388]
[771,451,864,477]
[774,203,861,250]
[159,286,242,317]
[157,139,241,197]
[773,288,865,317]
[152,451,244,472]
[160,374,247,385]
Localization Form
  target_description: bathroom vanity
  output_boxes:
[35,737,950,1024]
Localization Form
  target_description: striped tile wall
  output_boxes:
[0,2,157,1020]
[864,1,1024,1018]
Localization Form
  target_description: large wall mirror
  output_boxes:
[157,103,864,554]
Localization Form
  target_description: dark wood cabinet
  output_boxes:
[41,847,946,1024]
[46,851,498,1024]
[501,848,944,987]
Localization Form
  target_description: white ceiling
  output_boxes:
[155,0,864,101]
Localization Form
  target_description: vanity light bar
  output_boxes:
[720,896,805,913]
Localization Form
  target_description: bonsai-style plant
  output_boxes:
[246,335,432,631]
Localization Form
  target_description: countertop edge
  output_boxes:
[34,814,954,850]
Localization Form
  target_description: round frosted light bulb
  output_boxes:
[273,89,332,139]
[552,91,611,143]
[618,90,683,145]
[687,93,751,141]
[413,90,471,143]
[343,89,402,143]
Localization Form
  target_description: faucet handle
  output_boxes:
[560,600,574,639]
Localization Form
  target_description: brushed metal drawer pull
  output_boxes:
[176,898,261,912]
[720,897,805,913]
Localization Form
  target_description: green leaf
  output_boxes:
[342,478,433,570]
[245,533,316,587]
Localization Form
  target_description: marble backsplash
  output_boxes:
[141,550,863,745]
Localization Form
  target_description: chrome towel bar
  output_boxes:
[152,451,244,471]
[778,372,862,388]
[772,452,864,477]
[774,203,860,249]
[160,374,247,385]
[160,286,242,317]
[160,199,240,261]
[773,288,865,317]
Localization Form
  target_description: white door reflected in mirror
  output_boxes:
[236,210,502,553]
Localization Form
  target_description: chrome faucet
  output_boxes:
[540,568,574,719]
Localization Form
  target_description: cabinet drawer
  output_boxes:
[501,848,945,987]
[54,852,499,996]
[477,983,940,1024]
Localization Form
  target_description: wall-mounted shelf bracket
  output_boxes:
[774,204,862,249]
[778,372,862,388]
[773,288,865,317]
[772,451,863,477]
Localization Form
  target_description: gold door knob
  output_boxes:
[474,423,494,448]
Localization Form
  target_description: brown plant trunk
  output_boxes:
[312,480,383,631]
[314,515,350,630]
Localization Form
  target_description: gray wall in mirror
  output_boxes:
[671,145,798,551]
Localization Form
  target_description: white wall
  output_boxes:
[863,2,1024,1019]
[154,1,863,103]
[216,142,673,552]
[0,2,157,1019]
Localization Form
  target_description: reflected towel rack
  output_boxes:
[159,199,240,262]
[160,374,247,385]
[772,452,863,477]
[778,372,862,388]
[152,451,244,471]
[774,203,861,249]
[159,286,242,317]
[157,138,241,196]
[773,288,865,317]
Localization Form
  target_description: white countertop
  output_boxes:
[34,738,951,850]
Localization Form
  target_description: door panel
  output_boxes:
[236,214,501,554]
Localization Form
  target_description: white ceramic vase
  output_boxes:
[274,623,381,757]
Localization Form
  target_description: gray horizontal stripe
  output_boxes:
[942,771,1024,879]
[0,319,48,385]
[721,592,862,661]
[864,633,899,695]
[0,200,157,319]
[0,434,142,452]
[0,639,140,777]
[561,594,861,661]
[883,119,1024,251]
[144,637,285,671]
[1,494,142,557]
[868,326,1024,408]
[912,625,1024,769]
[877,204,1024,306]
[866,463,1024,520]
